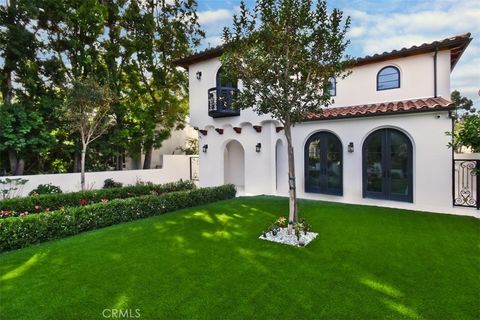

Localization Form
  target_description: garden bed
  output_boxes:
[259,227,318,247]
[0,184,236,251]
[0,180,195,218]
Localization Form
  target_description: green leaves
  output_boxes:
[0,103,53,155]
[221,0,353,125]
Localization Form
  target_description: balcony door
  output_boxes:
[363,128,413,202]
[305,132,343,195]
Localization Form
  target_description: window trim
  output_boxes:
[362,128,413,203]
[328,77,336,96]
[304,131,343,196]
[376,66,400,91]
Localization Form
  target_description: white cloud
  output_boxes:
[204,36,224,48]
[348,27,366,38]
[198,9,232,25]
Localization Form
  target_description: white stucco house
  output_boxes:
[174,33,479,217]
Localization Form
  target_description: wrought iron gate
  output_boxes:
[453,159,479,209]
[190,156,199,181]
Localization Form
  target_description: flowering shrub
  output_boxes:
[0,180,195,218]
[0,184,236,252]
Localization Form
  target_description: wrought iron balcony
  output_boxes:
[208,87,240,118]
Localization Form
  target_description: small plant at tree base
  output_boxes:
[293,218,312,241]
[103,178,123,189]
[275,216,288,228]
[29,184,62,196]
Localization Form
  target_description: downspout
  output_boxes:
[433,48,438,98]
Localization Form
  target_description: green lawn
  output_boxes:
[0,196,479,320]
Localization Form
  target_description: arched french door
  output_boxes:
[304,132,343,195]
[224,140,245,188]
[363,128,413,202]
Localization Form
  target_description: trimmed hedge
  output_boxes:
[0,180,195,218]
[0,184,236,252]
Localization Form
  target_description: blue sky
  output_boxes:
[196,0,480,107]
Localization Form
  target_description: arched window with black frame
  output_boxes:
[377,66,400,91]
[305,132,343,195]
[328,77,336,96]
[363,128,413,202]
[208,67,240,117]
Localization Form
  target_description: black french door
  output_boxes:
[305,132,343,196]
[363,129,413,202]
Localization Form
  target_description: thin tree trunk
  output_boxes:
[284,123,298,234]
[81,144,87,191]
[73,151,81,173]
[143,139,153,169]
[8,150,17,175]
[15,158,25,176]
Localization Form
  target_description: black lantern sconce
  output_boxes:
[348,142,354,153]
[196,71,202,80]
[202,144,208,153]
[256,143,262,153]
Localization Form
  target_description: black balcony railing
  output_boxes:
[208,86,240,118]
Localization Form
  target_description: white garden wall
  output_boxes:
[3,155,193,198]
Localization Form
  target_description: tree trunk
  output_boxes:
[73,151,81,173]
[284,123,298,234]
[8,150,17,175]
[143,140,153,169]
[80,144,87,191]
[15,158,25,176]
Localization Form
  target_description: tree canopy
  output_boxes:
[0,0,204,175]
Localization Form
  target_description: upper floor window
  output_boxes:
[377,66,400,91]
[328,77,336,96]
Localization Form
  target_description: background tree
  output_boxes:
[0,0,48,175]
[64,79,114,190]
[121,0,203,169]
[222,0,352,232]
[447,91,479,153]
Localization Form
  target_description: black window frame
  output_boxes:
[304,131,343,196]
[362,128,413,203]
[376,66,400,91]
[328,77,336,96]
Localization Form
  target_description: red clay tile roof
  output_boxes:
[174,33,472,70]
[304,97,454,121]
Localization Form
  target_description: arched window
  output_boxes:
[305,132,342,195]
[208,67,239,117]
[328,77,336,96]
[216,67,237,89]
[363,128,413,202]
[377,66,400,91]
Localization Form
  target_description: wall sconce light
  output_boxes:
[256,143,262,153]
[348,142,354,153]
[202,144,208,153]
[196,71,202,80]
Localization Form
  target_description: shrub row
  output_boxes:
[0,180,195,218]
[0,184,236,252]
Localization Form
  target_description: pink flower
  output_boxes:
[80,199,87,206]
[34,205,41,210]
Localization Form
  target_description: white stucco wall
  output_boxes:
[188,50,452,130]
[125,125,198,169]
[197,112,478,218]
[4,155,193,197]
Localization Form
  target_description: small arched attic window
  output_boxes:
[377,66,400,91]
[328,77,336,96]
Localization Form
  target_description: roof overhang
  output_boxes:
[173,33,472,71]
